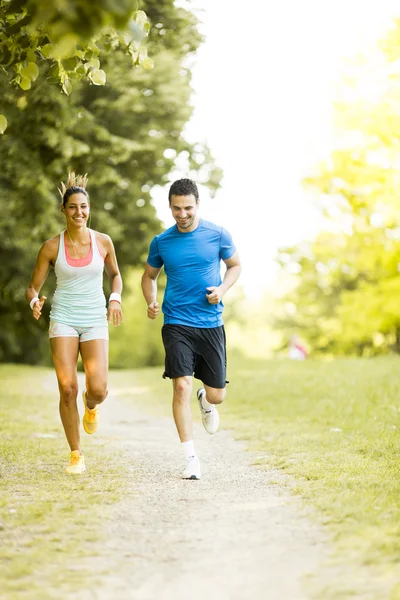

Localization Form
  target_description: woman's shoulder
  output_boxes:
[38,234,60,262]
[42,234,61,251]
[91,230,113,254]
[92,229,111,240]
[92,230,112,245]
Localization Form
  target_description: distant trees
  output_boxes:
[276,20,400,356]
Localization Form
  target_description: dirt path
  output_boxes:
[66,384,334,600]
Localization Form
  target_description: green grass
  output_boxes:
[0,365,133,599]
[223,357,400,563]
[113,355,400,597]
[2,357,400,598]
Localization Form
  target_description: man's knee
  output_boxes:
[173,376,192,397]
[205,387,226,405]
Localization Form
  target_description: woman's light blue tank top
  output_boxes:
[50,230,107,328]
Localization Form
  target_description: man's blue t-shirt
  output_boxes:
[147,219,236,328]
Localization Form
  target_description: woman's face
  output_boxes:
[63,193,90,228]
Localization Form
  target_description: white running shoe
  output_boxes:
[197,387,220,435]
[182,456,201,480]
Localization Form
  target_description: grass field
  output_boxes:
[0,365,133,599]
[113,355,400,596]
[1,356,400,598]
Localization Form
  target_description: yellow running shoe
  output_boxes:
[82,390,99,434]
[66,450,86,474]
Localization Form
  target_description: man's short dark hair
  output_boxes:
[168,178,199,203]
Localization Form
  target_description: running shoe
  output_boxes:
[182,456,201,480]
[82,390,99,434]
[66,450,86,474]
[197,387,219,435]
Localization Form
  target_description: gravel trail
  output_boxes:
[71,388,331,600]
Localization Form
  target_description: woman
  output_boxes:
[26,172,123,474]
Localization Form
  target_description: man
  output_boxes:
[141,178,241,480]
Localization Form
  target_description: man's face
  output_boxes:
[169,194,199,232]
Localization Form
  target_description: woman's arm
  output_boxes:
[102,234,123,327]
[26,240,55,320]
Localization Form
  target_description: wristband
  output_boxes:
[109,292,121,304]
[30,297,39,310]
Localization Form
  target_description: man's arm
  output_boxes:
[206,251,241,304]
[141,263,161,319]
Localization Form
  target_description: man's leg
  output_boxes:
[161,325,200,479]
[203,385,226,406]
[172,375,193,441]
[194,326,227,435]
[172,376,201,480]
[197,386,225,435]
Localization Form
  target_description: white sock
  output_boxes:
[182,440,196,460]
[200,393,213,411]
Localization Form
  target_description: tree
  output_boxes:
[0,0,152,133]
[276,20,400,356]
[0,0,222,364]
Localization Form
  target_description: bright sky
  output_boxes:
[152,0,400,297]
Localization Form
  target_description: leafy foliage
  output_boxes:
[0,0,222,364]
[0,0,152,131]
[276,20,400,356]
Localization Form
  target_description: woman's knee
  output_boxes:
[205,387,226,405]
[59,382,79,407]
[87,383,108,405]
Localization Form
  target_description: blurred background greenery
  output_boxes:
[0,0,222,366]
[2,2,400,366]
[274,19,400,358]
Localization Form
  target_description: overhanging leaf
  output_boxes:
[88,68,106,85]
[142,57,153,70]
[19,76,31,90]
[0,114,7,134]
[62,79,72,95]
[21,62,39,81]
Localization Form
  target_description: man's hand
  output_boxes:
[32,296,47,320]
[147,301,160,319]
[108,301,123,327]
[206,287,224,304]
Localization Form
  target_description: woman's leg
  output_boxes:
[50,337,80,451]
[79,339,109,409]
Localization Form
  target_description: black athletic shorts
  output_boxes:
[161,324,227,389]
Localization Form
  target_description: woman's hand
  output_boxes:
[108,300,123,327]
[32,296,47,320]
